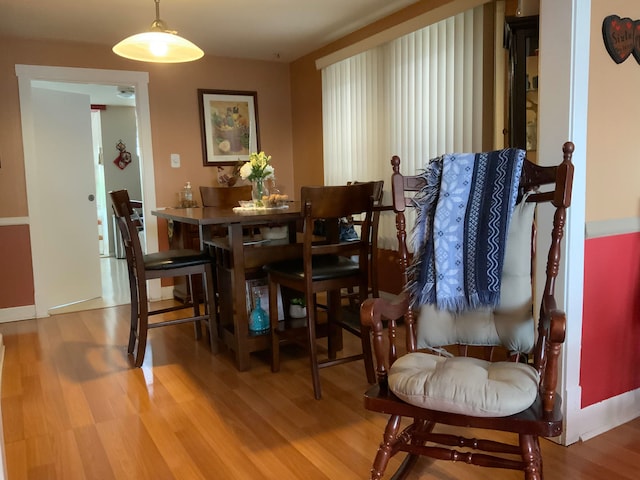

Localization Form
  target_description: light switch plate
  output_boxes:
[170,153,180,168]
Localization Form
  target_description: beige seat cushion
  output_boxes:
[388,352,540,417]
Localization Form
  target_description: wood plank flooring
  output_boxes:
[1,304,639,479]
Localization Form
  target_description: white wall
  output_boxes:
[100,106,141,255]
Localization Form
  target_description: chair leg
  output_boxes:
[326,289,343,357]
[306,293,322,399]
[211,254,222,334]
[370,414,403,480]
[346,286,358,310]
[203,265,218,354]
[133,287,149,367]
[188,274,203,340]
[127,269,138,355]
[371,417,431,480]
[520,434,543,480]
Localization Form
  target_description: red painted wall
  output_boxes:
[0,225,34,308]
[581,232,640,407]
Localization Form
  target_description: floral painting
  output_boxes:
[198,89,260,165]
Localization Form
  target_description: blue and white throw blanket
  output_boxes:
[407,148,525,312]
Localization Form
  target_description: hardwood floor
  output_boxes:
[1,305,639,479]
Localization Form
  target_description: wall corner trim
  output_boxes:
[585,217,640,239]
[0,217,29,226]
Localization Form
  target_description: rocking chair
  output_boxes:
[360,142,574,479]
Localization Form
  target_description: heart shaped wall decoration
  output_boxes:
[602,15,635,64]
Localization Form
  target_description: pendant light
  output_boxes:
[113,0,204,63]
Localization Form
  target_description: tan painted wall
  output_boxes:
[0,35,293,310]
[587,1,640,223]
[3,0,637,312]
[0,36,294,218]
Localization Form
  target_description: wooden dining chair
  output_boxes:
[110,189,217,367]
[199,185,252,208]
[342,180,384,310]
[199,184,255,239]
[263,182,377,399]
[360,142,574,479]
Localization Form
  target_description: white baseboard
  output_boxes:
[0,287,174,322]
[0,305,36,323]
[573,389,640,442]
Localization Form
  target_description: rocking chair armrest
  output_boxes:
[361,296,409,386]
[542,295,566,344]
[540,295,567,413]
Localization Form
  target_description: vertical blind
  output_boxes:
[322,6,485,249]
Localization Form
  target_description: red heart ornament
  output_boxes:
[603,15,634,64]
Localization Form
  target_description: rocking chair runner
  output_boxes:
[360,142,574,479]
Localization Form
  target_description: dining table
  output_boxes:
[152,202,304,371]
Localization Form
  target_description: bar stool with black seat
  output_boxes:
[263,183,377,399]
[110,189,217,367]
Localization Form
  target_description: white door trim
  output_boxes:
[16,64,160,317]
[538,0,590,445]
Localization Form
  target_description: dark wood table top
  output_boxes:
[152,202,303,226]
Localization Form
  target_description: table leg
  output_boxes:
[229,223,252,371]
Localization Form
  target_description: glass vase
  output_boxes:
[251,178,269,207]
[249,297,269,333]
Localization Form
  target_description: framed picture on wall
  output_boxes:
[198,89,260,166]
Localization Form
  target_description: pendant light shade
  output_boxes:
[113,0,203,63]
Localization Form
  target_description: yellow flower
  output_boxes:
[239,151,274,181]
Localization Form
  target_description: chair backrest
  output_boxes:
[110,189,147,294]
[300,183,376,282]
[346,180,384,297]
[346,180,384,239]
[391,143,574,369]
[199,185,252,207]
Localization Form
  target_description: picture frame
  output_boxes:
[198,89,260,166]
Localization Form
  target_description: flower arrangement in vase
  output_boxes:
[239,151,274,207]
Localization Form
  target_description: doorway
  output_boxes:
[46,88,141,315]
[16,64,160,318]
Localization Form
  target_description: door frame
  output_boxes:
[16,64,160,317]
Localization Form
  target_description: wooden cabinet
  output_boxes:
[505,15,539,160]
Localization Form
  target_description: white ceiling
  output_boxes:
[0,0,418,63]
[2,0,418,105]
